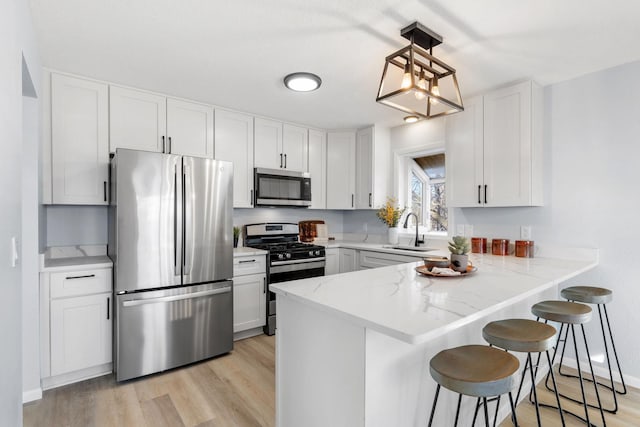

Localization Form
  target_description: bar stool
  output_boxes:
[532,300,606,427]
[559,286,626,414]
[428,344,520,427]
[482,319,565,427]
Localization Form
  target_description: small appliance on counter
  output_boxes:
[244,223,326,335]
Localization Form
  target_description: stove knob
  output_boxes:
[308,251,314,256]
[277,253,284,260]
[286,253,292,259]
[315,250,321,256]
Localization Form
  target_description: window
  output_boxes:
[407,153,447,234]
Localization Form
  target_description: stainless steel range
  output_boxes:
[244,223,326,335]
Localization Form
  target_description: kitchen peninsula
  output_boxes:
[270,250,598,427]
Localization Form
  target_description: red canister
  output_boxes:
[471,237,488,253]
[515,240,535,258]
[491,239,510,256]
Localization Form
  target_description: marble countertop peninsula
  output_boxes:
[270,251,598,345]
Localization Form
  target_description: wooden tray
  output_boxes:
[415,264,477,277]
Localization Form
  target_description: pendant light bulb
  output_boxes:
[415,69,426,100]
[401,61,412,89]
[430,76,440,105]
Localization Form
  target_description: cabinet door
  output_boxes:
[215,110,255,208]
[166,98,214,158]
[339,248,357,273]
[355,127,374,209]
[109,86,166,153]
[51,73,109,205]
[233,273,267,332]
[254,118,283,169]
[358,250,421,269]
[308,129,327,209]
[50,292,112,376]
[445,95,484,207]
[282,124,308,172]
[326,132,356,209]
[483,81,532,207]
[324,248,339,275]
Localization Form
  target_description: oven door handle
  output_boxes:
[269,260,325,274]
[271,257,326,266]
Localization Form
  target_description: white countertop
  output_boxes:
[42,255,113,272]
[270,252,598,345]
[322,240,443,257]
[234,247,268,257]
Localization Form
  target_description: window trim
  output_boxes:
[408,159,430,227]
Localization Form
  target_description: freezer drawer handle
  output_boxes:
[65,274,95,280]
[121,286,232,307]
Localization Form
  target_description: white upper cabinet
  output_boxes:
[254,118,309,172]
[355,126,390,209]
[282,124,309,172]
[254,118,284,169]
[308,129,327,209]
[109,86,167,153]
[166,98,214,158]
[214,109,255,208]
[326,131,356,209]
[109,86,213,158]
[446,81,543,207]
[51,73,109,205]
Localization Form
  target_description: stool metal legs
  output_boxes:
[558,303,627,414]
[542,320,607,427]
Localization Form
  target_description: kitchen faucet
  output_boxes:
[403,213,424,247]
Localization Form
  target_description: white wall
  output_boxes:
[1,0,41,423]
[390,61,640,383]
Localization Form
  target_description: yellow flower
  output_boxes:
[376,198,406,228]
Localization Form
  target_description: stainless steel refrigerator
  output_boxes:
[108,148,233,382]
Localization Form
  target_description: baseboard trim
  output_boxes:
[233,327,264,341]
[560,357,640,389]
[22,388,43,403]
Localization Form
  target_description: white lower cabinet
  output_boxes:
[324,248,339,275]
[358,250,422,269]
[41,265,113,389]
[233,253,267,337]
[50,293,112,376]
[339,248,357,273]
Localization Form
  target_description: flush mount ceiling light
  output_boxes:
[284,72,322,92]
[404,115,419,123]
[376,22,463,120]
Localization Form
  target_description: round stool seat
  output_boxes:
[532,300,592,324]
[483,319,557,353]
[430,345,519,397]
[561,286,612,304]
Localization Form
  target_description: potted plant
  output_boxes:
[376,198,406,244]
[233,226,241,248]
[448,235,470,272]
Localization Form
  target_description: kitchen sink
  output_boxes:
[383,245,437,252]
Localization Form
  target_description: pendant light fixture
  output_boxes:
[376,22,463,120]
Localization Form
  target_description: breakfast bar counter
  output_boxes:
[270,250,598,427]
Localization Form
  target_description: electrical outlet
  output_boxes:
[465,225,474,238]
[456,225,465,236]
[363,223,368,233]
[520,226,532,240]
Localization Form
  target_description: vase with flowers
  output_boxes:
[376,198,406,244]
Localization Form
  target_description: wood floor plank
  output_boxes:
[140,394,185,427]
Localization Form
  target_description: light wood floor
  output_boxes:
[24,334,276,427]
[25,334,638,427]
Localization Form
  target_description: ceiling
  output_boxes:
[29,0,640,129]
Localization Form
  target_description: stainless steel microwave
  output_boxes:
[254,168,311,207]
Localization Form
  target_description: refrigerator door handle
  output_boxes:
[174,164,183,277]
[183,163,191,276]
[121,286,232,307]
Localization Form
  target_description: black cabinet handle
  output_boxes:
[351,194,354,208]
[103,181,107,202]
[65,274,96,280]
[107,297,110,320]
[238,259,256,264]
[369,193,372,207]
[477,185,481,204]
[484,185,488,204]
[250,189,253,206]
[263,277,266,294]
[168,136,172,154]
[284,154,287,169]
[162,136,166,153]
[280,153,283,168]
